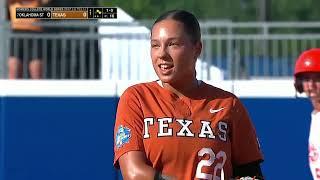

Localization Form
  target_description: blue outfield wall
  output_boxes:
[0,97,120,180]
[0,96,313,180]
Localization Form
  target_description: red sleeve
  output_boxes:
[113,87,145,168]
[231,97,264,166]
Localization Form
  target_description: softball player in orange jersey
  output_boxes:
[114,10,264,180]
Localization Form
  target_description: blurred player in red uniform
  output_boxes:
[294,49,320,179]
[114,10,264,180]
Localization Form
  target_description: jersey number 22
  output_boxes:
[196,148,227,180]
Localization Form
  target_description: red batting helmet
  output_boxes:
[294,48,320,93]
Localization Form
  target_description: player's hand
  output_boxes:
[154,171,176,180]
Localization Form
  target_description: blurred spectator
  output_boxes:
[7,0,50,79]
[42,0,100,79]
[7,0,100,79]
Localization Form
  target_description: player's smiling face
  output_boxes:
[301,72,320,99]
[150,19,200,85]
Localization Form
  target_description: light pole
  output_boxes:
[258,0,270,21]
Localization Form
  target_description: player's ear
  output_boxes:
[194,41,202,59]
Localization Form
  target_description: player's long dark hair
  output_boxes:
[152,10,201,44]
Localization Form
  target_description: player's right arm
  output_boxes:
[119,151,156,180]
[114,88,155,180]
[119,151,174,180]
[114,87,174,180]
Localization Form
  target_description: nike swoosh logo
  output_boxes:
[209,107,225,114]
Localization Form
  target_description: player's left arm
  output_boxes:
[231,98,264,179]
[233,160,264,179]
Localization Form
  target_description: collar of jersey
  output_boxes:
[156,80,202,88]
[155,80,203,100]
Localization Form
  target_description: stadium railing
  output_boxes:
[1,20,320,80]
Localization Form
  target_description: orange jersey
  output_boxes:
[114,81,263,180]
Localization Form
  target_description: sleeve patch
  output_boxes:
[115,125,131,149]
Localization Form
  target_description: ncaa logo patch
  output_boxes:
[116,125,131,149]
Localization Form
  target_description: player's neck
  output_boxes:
[162,78,199,98]
[311,98,320,113]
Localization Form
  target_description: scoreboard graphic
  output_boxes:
[16,7,117,19]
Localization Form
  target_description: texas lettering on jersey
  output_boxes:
[114,81,263,180]
[143,117,228,141]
